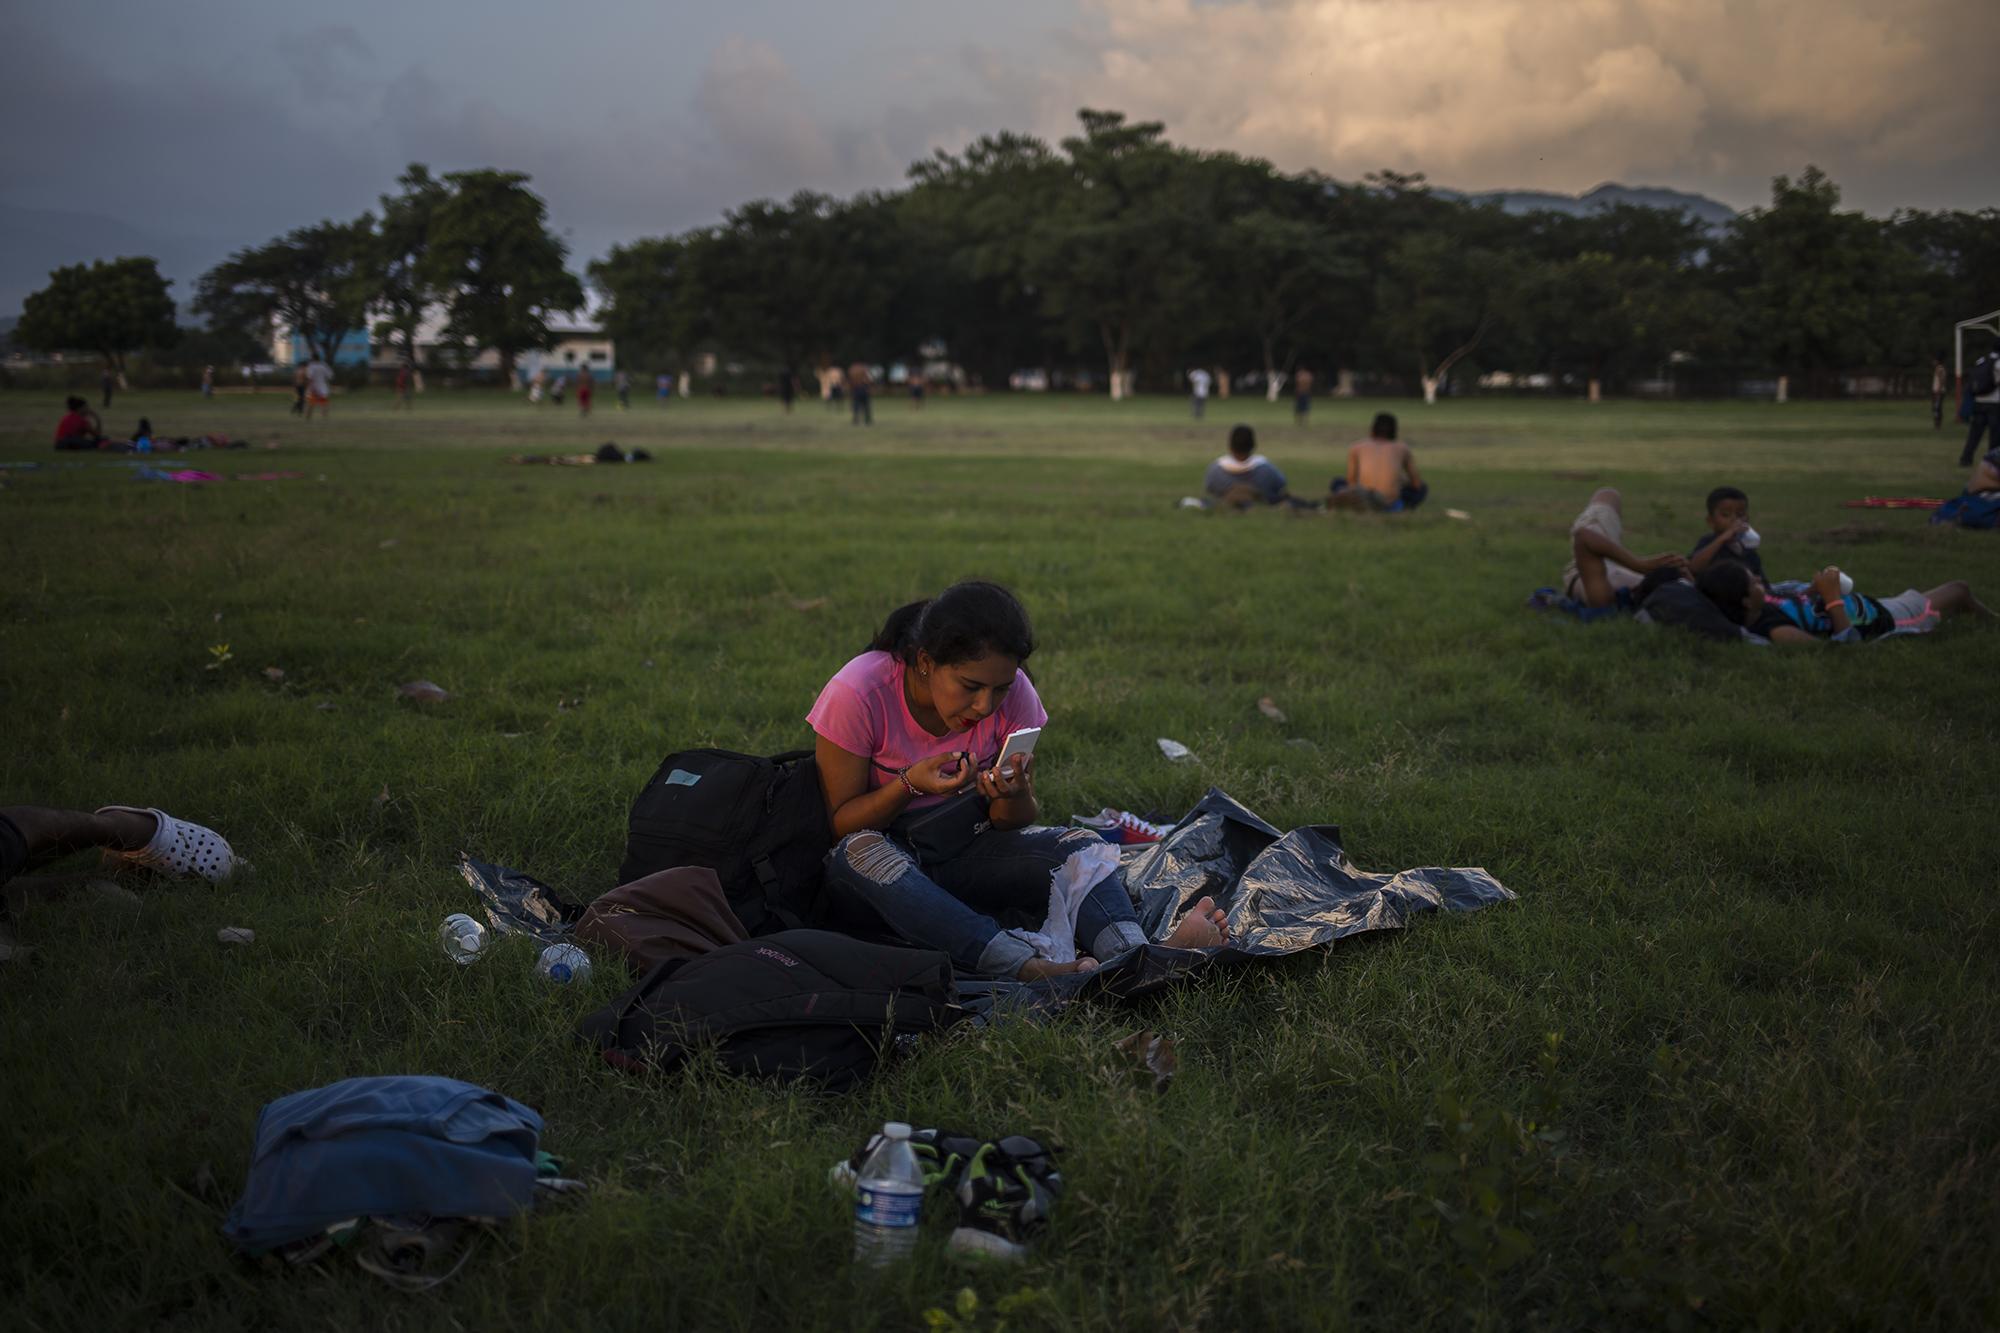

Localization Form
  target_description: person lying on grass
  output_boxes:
[1559,486,1689,608]
[1695,560,1994,642]
[1328,412,1428,512]
[1204,424,1313,509]
[1686,485,1764,578]
[809,580,1227,981]
[2,803,242,958]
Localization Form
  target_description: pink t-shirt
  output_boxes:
[806,650,1047,809]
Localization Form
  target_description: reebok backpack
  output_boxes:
[576,929,960,1091]
[617,748,833,935]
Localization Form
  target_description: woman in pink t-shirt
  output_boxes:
[810,581,1226,979]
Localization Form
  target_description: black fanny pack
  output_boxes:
[890,790,991,865]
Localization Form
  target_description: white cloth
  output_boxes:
[1213,453,1271,475]
[1188,368,1212,399]
[1006,840,1123,963]
[304,361,333,396]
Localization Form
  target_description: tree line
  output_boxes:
[15,110,1997,399]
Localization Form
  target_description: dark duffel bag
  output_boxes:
[576,929,960,1092]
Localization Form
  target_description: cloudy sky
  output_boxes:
[0,0,1987,310]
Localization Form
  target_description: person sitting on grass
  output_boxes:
[1559,486,1689,608]
[53,396,103,450]
[1203,424,1304,509]
[1329,413,1428,511]
[1686,485,1764,577]
[810,580,1228,982]
[1695,560,1994,643]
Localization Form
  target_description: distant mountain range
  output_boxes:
[1447,182,1739,229]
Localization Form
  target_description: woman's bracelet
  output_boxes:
[896,766,919,798]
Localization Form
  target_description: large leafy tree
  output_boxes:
[1512,205,1708,399]
[195,219,376,365]
[904,132,1068,388]
[1215,167,1363,399]
[372,164,450,368]
[1711,167,1899,400]
[590,234,698,374]
[16,257,178,374]
[1359,176,1520,402]
[423,169,583,384]
[1031,110,1210,398]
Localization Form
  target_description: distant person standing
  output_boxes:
[1962,341,2000,467]
[100,368,115,410]
[290,365,308,416]
[656,371,672,403]
[529,366,547,404]
[393,361,413,410]
[550,375,566,407]
[908,369,926,410]
[303,357,333,419]
[200,365,215,398]
[1293,367,1314,424]
[615,369,631,410]
[1931,352,1948,430]
[577,370,595,416]
[1188,367,1212,419]
[777,368,796,414]
[848,360,872,426]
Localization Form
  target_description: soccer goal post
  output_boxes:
[1956,309,2000,377]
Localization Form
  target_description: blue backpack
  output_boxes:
[224,1076,544,1255]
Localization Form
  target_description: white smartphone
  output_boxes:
[991,726,1042,778]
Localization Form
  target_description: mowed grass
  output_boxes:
[2,387,1996,1331]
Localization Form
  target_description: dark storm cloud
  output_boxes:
[0,0,1986,313]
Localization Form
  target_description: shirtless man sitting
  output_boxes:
[1329,413,1428,511]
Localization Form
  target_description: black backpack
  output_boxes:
[1973,354,1998,398]
[617,748,833,935]
[576,929,960,1091]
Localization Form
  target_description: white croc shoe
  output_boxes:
[95,806,243,884]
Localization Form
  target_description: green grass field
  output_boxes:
[2,387,1996,1331]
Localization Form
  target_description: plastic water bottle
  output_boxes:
[852,1121,925,1267]
[1739,526,1761,550]
[1837,571,1854,597]
[536,942,592,984]
[439,913,486,964]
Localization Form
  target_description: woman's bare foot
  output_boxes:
[1162,896,1229,950]
[1015,956,1100,983]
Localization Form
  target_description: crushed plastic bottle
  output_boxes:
[440,913,487,964]
[536,942,592,984]
[852,1121,925,1267]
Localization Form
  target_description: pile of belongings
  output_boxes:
[224,1076,581,1290]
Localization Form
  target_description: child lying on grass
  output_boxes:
[1696,560,1994,643]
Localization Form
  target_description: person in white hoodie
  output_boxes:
[1203,424,1303,508]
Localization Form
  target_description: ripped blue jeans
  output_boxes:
[822,824,1148,975]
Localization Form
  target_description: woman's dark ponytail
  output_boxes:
[869,599,932,656]
[866,582,1035,667]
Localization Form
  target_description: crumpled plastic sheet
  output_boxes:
[958,789,1515,1022]
[457,854,582,945]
